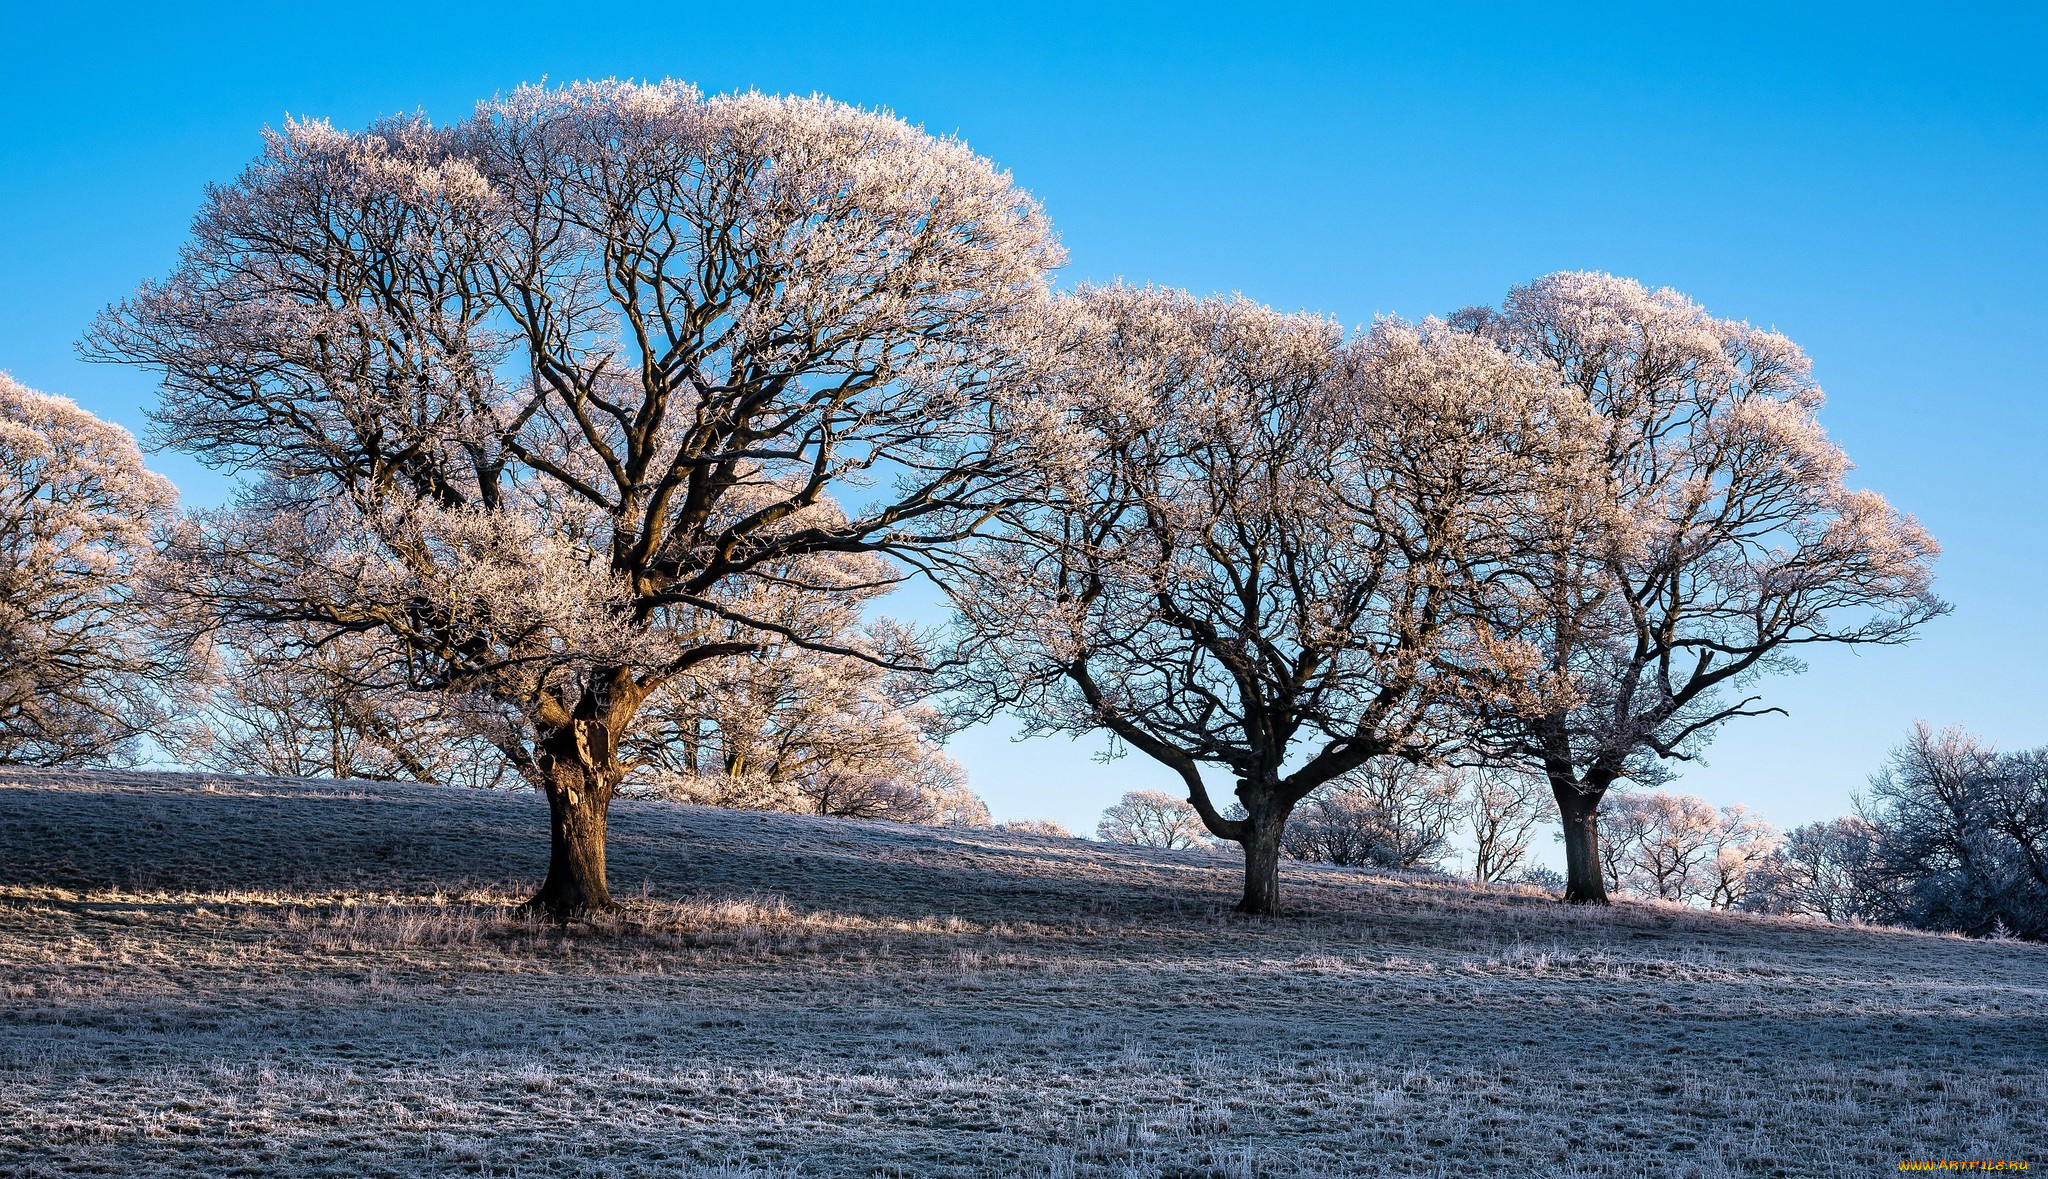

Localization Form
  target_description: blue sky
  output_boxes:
[3,2,2043,840]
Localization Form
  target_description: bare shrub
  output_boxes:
[998,818,1072,837]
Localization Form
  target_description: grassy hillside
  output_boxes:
[2,769,2043,1177]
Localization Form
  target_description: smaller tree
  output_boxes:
[1985,749,2048,908]
[803,765,989,827]
[1281,760,1462,870]
[1745,816,1894,922]
[1465,769,1550,884]
[1699,805,1781,910]
[1280,789,1388,868]
[1511,864,1567,893]
[1617,793,1723,902]
[629,562,986,829]
[1864,723,2004,933]
[1458,273,1945,903]
[1752,734,2048,940]
[1097,789,1211,849]
[172,624,515,787]
[952,291,1579,913]
[1598,791,1780,908]
[662,759,988,827]
[1596,792,1657,898]
[0,374,179,766]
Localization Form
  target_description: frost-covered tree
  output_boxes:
[1096,789,1211,849]
[0,375,178,765]
[1861,724,2048,938]
[1598,790,1779,908]
[1455,273,1945,903]
[642,640,987,829]
[998,818,1072,837]
[951,287,1580,913]
[1464,768,1550,884]
[1699,804,1781,910]
[1745,815,1894,923]
[1605,792,1723,902]
[1749,728,2048,937]
[89,80,1059,919]
[1594,790,1657,899]
[1281,760,1462,870]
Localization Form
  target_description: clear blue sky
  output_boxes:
[3,2,2042,838]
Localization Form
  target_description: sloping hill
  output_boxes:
[2,769,2043,1177]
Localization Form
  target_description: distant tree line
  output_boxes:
[5,77,1988,927]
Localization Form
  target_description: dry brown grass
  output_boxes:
[2,768,2044,1177]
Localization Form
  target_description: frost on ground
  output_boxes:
[1,770,2043,1178]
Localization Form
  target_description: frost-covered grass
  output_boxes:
[2,769,2043,1177]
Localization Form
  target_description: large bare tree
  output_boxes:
[0,374,178,765]
[949,287,1578,914]
[89,80,1060,919]
[1454,273,1945,902]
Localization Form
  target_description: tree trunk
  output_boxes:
[678,717,701,776]
[525,719,623,922]
[1236,805,1289,916]
[1552,779,1608,904]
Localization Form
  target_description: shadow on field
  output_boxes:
[0,769,1273,923]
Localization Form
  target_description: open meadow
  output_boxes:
[1,769,2043,1177]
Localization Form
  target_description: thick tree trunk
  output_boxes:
[1235,804,1289,916]
[1552,779,1608,904]
[525,719,624,922]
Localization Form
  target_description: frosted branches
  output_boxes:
[945,286,1587,912]
[1457,272,1946,792]
[90,78,1062,757]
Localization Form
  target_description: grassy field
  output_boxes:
[1,769,2043,1177]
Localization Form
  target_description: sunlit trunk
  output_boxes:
[525,719,624,922]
